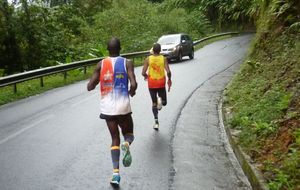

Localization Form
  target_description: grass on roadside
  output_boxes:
[224,29,300,190]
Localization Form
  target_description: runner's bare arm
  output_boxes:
[164,57,172,91]
[87,61,101,91]
[126,59,137,97]
[142,57,149,80]
[164,57,171,79]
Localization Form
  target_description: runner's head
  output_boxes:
[107,37,121,56]
[152,43,161,55]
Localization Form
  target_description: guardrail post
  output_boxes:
[40,77,44,87]
[64,71,67,80]
[13,83,17,93]
[84,66,87,74]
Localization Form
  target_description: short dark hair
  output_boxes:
[107,37,121,53]
[153,43,161,54]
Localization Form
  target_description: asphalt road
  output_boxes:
[0,34,253,190]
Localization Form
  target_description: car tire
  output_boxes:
[189,49,194,59]
[177,51,182,62]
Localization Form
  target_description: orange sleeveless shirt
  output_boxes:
[148,55,165,89]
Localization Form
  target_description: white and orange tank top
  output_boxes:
[148,55,166,88]
[99,57,131,115]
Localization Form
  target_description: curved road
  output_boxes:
[0,35,253,190]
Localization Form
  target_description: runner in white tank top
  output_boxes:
[87,37,137,186]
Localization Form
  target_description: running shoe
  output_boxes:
[153,123,159,130]
[157,96,162,110]
[110,173,121,185]
[121,142,132,167]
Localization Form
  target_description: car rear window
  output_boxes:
[157,35,180,45]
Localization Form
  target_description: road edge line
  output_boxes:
[218,97,269,190]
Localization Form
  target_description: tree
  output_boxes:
[0,0,22,75]
[163,0,258,30]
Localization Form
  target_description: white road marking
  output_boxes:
[0,115,53,145]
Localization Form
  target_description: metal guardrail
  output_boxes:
[0,32,238,92]
[193,32,239,45]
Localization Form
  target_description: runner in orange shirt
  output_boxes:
[142,43,172,130]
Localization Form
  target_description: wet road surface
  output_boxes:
[0,35,253,190]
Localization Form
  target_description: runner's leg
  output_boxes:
[149,89,159,130]
[149,88,158,120]
[119,114,134,144]
[158,88,167,106]
[106,119,121,174]
[118,114,134,167]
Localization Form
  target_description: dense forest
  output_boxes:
[1,0,299,189]
[0,0,258,75]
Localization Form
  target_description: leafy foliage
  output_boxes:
[1,0,264,76]
[225,0,300,189]
[0,0,22,74]
[164,0,260,30]
[0,0,215,75]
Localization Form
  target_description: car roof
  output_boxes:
[156,33,191,45]
[160,33,187,37]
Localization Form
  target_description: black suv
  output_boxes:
[156,33,194,62]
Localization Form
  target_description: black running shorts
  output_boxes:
[149,88,167,106]
[100,112,132,121]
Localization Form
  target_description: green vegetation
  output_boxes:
[0,0,255,105]
[1,0,260,76]
[224,1,300,189]
[0,0,213,76]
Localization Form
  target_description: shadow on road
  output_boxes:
[168,58,193,64]
[110,184,121,190]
